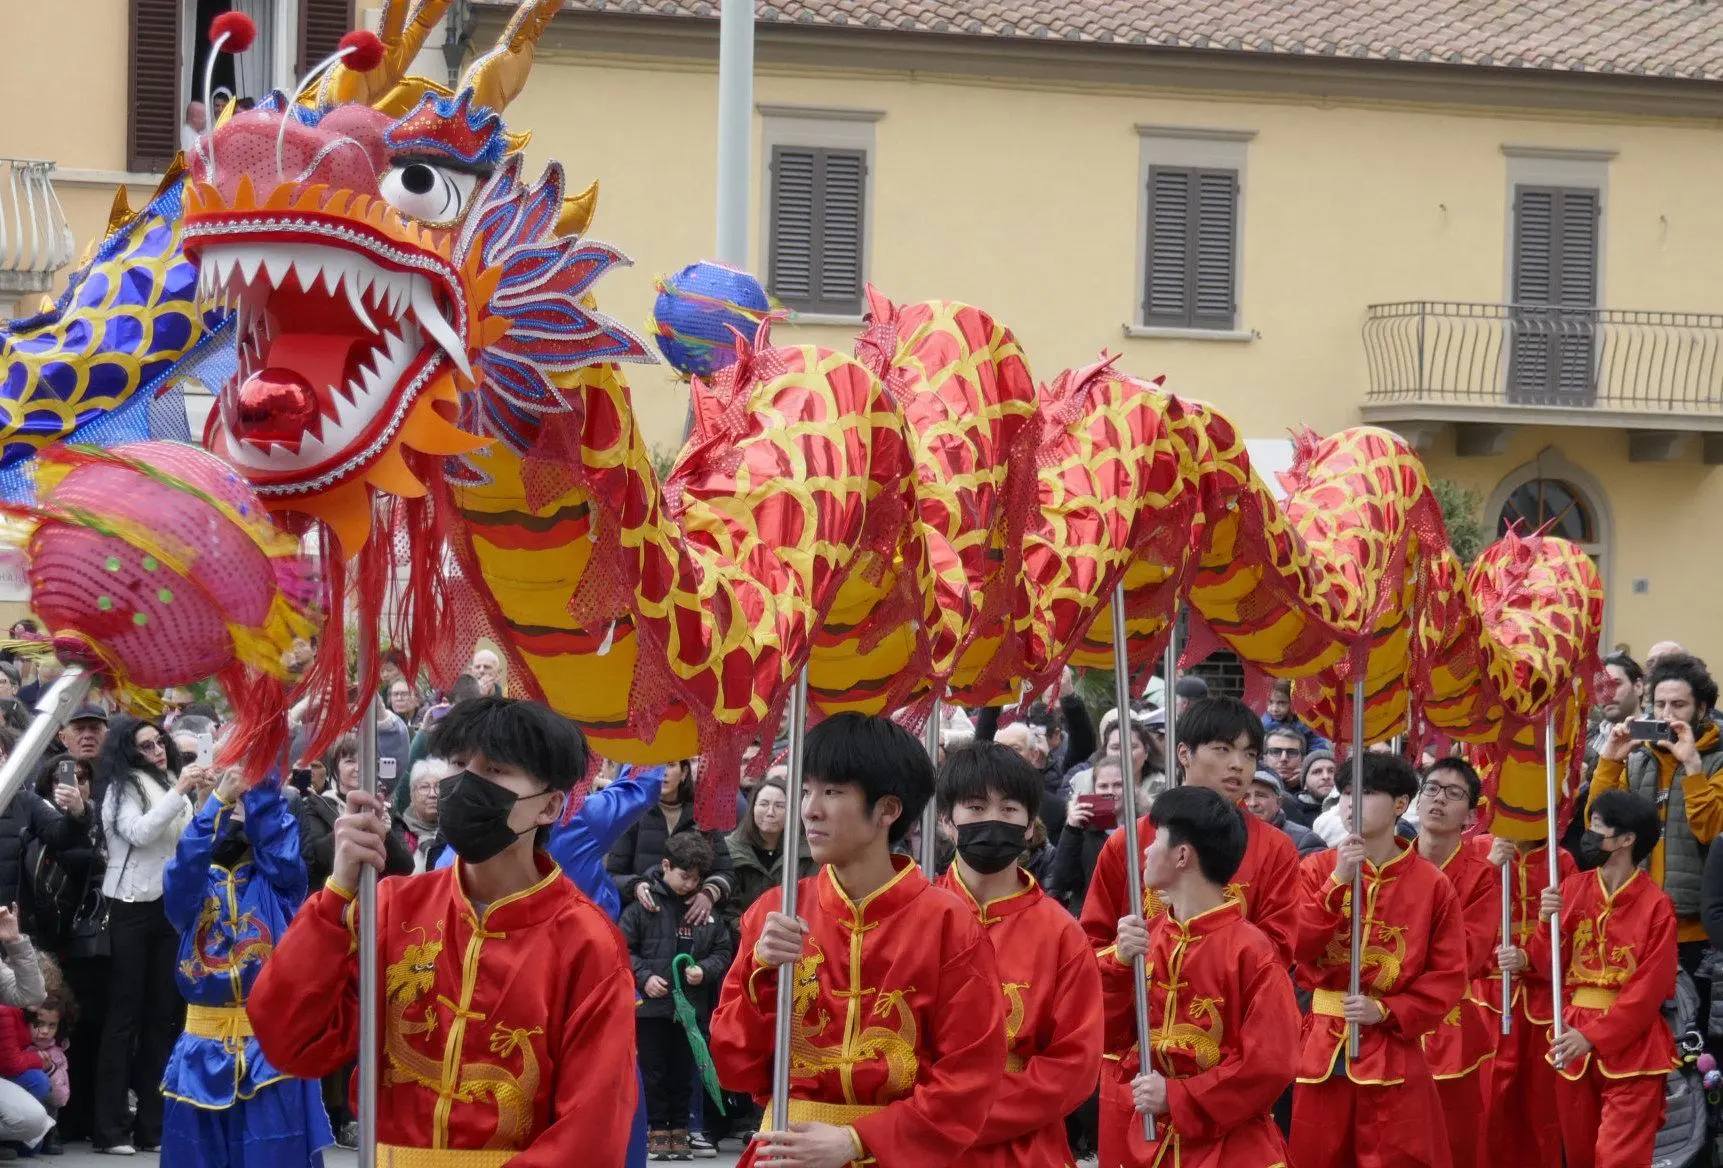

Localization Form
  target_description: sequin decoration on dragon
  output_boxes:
[10,0,1604,835]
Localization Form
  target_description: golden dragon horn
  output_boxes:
[460,0,566,114]
[306,0,454,109]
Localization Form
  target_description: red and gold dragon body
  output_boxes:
[37,0,1602,834]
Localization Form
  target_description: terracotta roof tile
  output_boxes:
[503,0,1723,80]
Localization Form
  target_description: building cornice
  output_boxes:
[484,9,1723,123]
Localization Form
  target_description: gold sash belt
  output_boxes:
[182,1005,253,1044]
[377,1147,514,1167]
[1571,986,1619,1010]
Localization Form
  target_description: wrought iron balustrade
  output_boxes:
[1363,300,1723,414]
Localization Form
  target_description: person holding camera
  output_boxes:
[1050,755,1124,916]
[1591,651,1723,976]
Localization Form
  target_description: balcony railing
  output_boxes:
[1362,300,1723,415]
[0,159,74,300]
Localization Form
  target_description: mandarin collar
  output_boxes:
[942,866,1042,926]
[817,853,926,928]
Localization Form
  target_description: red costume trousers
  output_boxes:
[1292,1072,1453,1168]
[1433,1074,1482,1168]
[1554,1068,1665,1168]
[1482,1011,1562,1166]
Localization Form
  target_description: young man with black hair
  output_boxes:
[932,742,1101,1167]
[1413,758,1498,1168]
[248,696,639,1164]
[710,712,1006,1168]
[1289,751,1467,1168]
[1080,697,1300,1167]
[1516,789,1677,1168]
[1110,786,1299,1167]
[1590,651,1723,959]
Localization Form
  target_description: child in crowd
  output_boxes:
[620,832,734,1161]
[26,1001,69,1117]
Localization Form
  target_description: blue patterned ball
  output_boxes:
[650,261,772,380]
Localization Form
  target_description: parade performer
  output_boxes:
[1110,786,1299,1168]
[933,742,1102,1167]
[1412,759,1497,1168]
[247,697,638,1166]
[1519,790,1678,1168]
[1081,698,1300,1164]
[1290,752,1467,1168]
[710,713,1006,1167]
[1478,830,1574,1166]
[161,768,331,1167]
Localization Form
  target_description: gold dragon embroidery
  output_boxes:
[1002,982,1030,1073]
[380,923,544,1148]
[1570,918,1638,990]
[1153,995,1225,1071]
[787,940,920,1102]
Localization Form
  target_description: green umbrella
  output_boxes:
[671,953,726,1115]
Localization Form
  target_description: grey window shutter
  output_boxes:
[1143,167,1191,326]
[769,146,817,308]
[1144,166,1237,330]
[128,0,182,174]
[769,146,867,316]
[1191,169,1239,331]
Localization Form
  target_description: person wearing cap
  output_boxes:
[1244,770,1323,856]
[1285,750,1334,830]
[1172,674,1209,715]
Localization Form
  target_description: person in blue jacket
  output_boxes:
[160,769,332,1167]
[435,759,664,1167]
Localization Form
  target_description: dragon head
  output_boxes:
[179,0,648,552]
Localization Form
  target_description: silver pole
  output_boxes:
[1111,585,1155,1143]
[357,667,381,1168]
[920,697,940,874]
[0,666,90,815]
[1163,613,1179,787]
[769,668,809,1126]
[1346,678,1365,1062]
[714,0,755,266]
[1545,708,1566,1062]
[1500,858,1514,1037]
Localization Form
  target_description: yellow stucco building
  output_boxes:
[5,0,1723,662]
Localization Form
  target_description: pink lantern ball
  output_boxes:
[17,441,317,689]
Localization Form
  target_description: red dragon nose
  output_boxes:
[188,104,392,203]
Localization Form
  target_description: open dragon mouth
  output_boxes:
[183,181,486,550]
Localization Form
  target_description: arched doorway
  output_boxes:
[1484,453,1612,647]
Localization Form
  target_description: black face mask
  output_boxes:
[211,826,250,870]
[438,771,550,865]
[956,820,1028,875]
[1579,830,1613,869]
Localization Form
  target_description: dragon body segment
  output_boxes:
[4,0,1603,837]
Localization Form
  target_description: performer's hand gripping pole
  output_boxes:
[0,666,90,818]
[1545,708,1566,1064]
[920,696,941,874]
[357,646,381,1168]
[1500,853,1514,1036]
[1113,585,1156,1144]
[1346,679,1366,1062]
[769,668,811,1127]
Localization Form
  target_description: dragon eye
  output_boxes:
[380,163,475,224]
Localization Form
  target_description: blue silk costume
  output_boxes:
[160,781,333,1167]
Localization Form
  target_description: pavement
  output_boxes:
[47,1141,752,1166]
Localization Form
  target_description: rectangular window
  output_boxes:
[768,145,868,317]
[1142,165,1238,331]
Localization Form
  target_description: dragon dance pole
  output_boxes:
[0,666,90,818]
[1500,855,1514,1037]
[1163,609,1179,787]
[1346,678,1365,1062]
[1111,584,1155,1143]
[714,0,754,267]
[1545,707,1567,1063]
[356,656,382,1168]
[770,668,810,1127]
[920,697,940,874]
